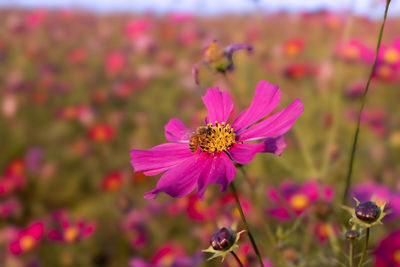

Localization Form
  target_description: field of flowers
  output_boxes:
[1,3,400,267]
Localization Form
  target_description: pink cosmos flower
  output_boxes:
[378,38,400,67]
[131,80,303,199]
[0,198,21,218]
[336,40,373,63]
[374,228,400,267]
[130,243,202,267]
[48,211,96,243]
[267,180,334,220]
[282,38,305,57]
[106,52,125,76]
[9,222,44,255]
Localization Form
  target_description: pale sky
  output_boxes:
[0,0,399,17]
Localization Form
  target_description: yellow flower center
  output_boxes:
[290,194,309,210]
[317,223,330,237]
[64,227,79,243]
[345,46,360,59]
[198,122,236,153]
[286,44,299,57]
[394,250,400,263]
[384,49,399,64]
[161,254,174,266]
[20,236,35,251]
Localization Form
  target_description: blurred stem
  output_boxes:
[223,73,243,109]
[231,251,244,267]
[349,242,354,267]
[230,181,265,267]
[238,167,287,267]
[357,228,370,267]
[342,0,391,204]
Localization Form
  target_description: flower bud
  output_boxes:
[355,201,381,223]
[345,229,360,240]
[210,227,234,251]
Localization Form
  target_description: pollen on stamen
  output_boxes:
[198,122,236,153]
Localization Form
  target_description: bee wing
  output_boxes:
[168,129,193,143]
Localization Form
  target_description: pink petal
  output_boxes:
[130,143,193,176]
[266,188,281,203]
[196,152,236,198]
[237,99,303,141]
[164,118,192,142]
[299,181,319,201]
[202,88,233,124]
[228,136,286,164]
[268,207,291,220]
[232,80,281,132]
[144,154,205,199]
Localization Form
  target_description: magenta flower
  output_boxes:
[48,211,96,243]
[9,221,44,255]
[374,228,400,267]
[131,80,303,199]
[266,180,334,220]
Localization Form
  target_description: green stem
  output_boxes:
[231,251,244,267]
[358,228,370,267]
[230,181,264,267]
[349,242,354,267]
[342,0,391,204]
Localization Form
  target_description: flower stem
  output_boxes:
[231,251,244,267]
[358,228,370,267]
[349,242,354,267]
[230,181,264,267]
[342,0,391,204]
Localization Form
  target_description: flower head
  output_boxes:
[343,198,387,228]
[203,227,246,262]
[192,41,253,84]
[48,211,96,244]
[374,228,400,267]
[267,180,334,220]
[130,80,303,199]
[9,222,44,255]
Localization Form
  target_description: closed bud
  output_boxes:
[345,229,360,240]
[355,201,381,223]
[210,227,235,251]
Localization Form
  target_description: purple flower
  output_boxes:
[131,80,303,199]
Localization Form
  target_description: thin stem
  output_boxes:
[358,228,370,267]
[230,181,264,267]
[223,73,243,109]
[231,251,244,267]
[342,0,391,204]
[349,242,354,267]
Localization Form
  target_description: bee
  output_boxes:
[189,126,211,153]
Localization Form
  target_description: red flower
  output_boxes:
[102,172,123,192]
[88,124,115,143]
